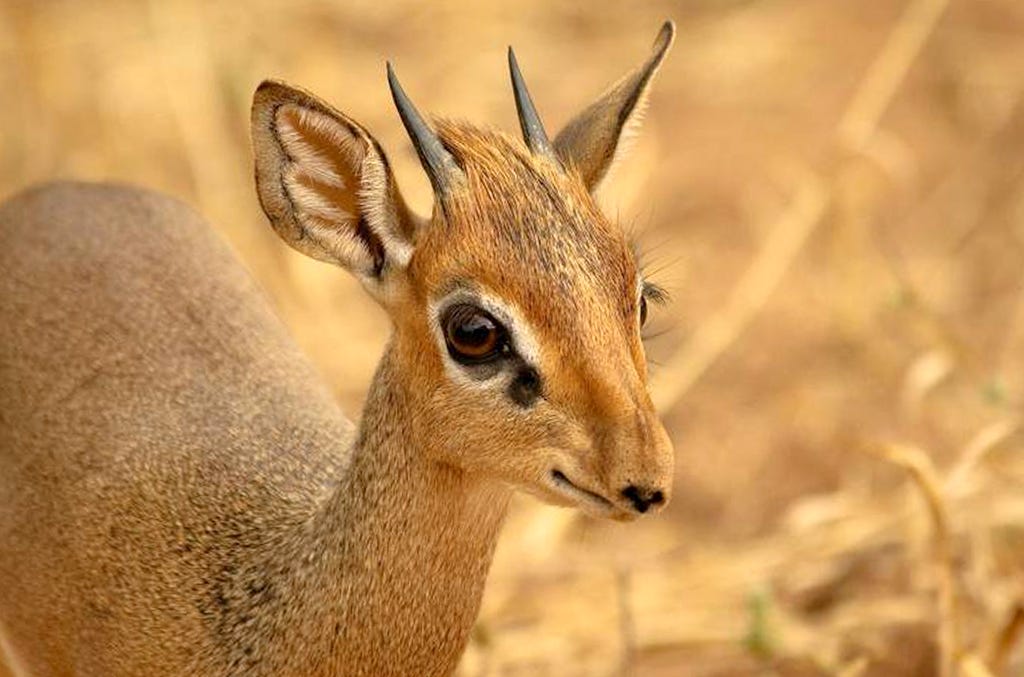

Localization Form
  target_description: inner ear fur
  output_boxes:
[251,80,416,282]
[554,21,675,192]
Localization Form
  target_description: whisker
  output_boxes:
[641,254,685,280]
[641,326,678,341]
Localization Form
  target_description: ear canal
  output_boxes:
[507,47,559,163]
[553,20,676,191]
[386,63,466,197]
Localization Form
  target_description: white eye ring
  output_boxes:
[428,286,542,387]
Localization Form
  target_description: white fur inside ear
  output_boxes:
[284,178,352,224]
[360,152,413,268]
[274,104,377,274]
[277,105,366,188]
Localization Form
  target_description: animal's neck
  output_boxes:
[296,348,511,676]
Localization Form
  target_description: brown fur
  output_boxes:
[0,22,675,676]
[0,183,507,676]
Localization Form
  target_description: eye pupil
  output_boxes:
[454,315,493,348]
[639,295,649,327]
[443,305,505,362]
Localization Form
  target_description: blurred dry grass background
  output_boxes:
[3,0,1024,674]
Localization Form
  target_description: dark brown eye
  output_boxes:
[443,304,506,363]
[639,295,649,327]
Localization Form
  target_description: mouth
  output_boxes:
[549,469,628,519]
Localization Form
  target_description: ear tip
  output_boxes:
[252,79,294,107]
[656,20,677,53]
[255,79,284,95]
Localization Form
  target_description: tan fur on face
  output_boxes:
[390,123,672,513]
[423,123,641,336]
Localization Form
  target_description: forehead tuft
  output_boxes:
[412,121,637,329]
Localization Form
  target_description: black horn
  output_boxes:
[508,47,558,162]
[387,62,465,194]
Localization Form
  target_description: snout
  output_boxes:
[603,406,675,517]
[541,355,675,519]
[545,409,673,519]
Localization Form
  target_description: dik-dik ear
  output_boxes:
[251,80,418,294]
[554,21,675,191]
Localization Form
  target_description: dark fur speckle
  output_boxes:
[508,366,541,407]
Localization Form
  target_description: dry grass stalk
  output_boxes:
[875,436,1024,677]
[878,443,959,677]
[836,0,953,151]
[985,603,1024,675]
[946,419,1020,496]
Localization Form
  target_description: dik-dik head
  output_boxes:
[252,23,676,520]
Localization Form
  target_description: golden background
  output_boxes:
[3,0,1024,674]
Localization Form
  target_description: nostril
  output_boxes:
[620,485,664,513]
[621,485,648,513]
[621,485,641,506]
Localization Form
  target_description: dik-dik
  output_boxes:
[0,22,676,677]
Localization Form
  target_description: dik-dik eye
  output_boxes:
[443,304,509,364]
[638,280,668,330]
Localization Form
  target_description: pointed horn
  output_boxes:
[508,47,558,162]
[386,62,464,194]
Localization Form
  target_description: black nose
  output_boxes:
[620,485,665,514]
